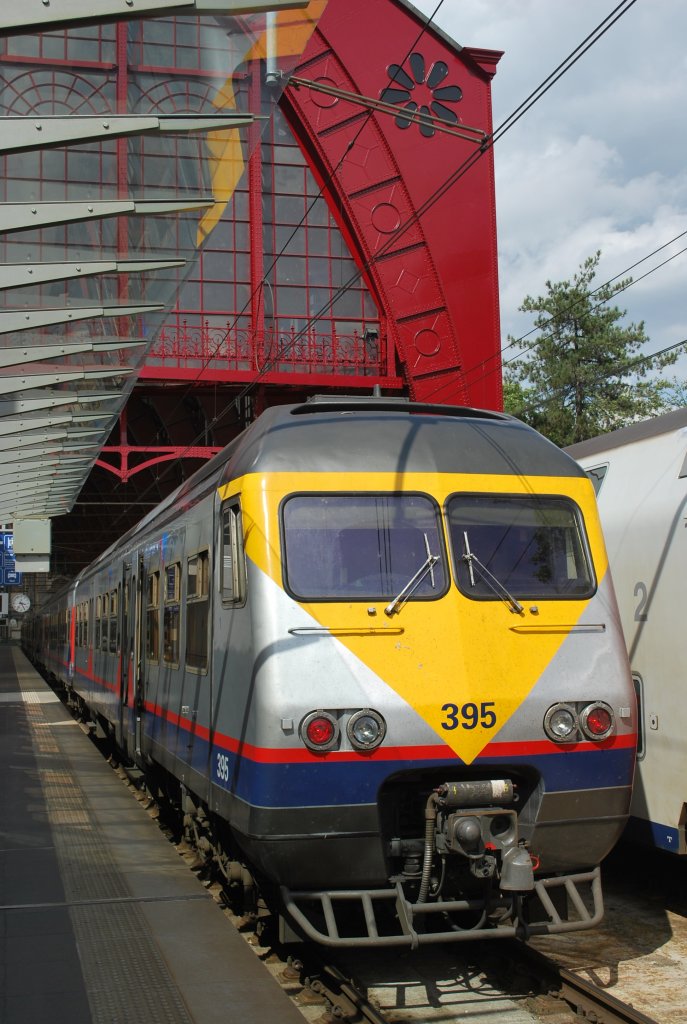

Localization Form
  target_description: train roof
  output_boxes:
[218,397,584,481]
[75,398,584,582]
[566,406,687,460]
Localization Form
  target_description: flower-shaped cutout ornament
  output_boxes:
[381,52,462,138]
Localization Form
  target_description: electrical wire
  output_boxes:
[110,1,448,513]
[508,335,687,421]
[432,236,687,407]
[108,0,641,528]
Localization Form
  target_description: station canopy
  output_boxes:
[0,0,324,541]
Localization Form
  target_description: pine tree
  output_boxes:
[503,251,683,446]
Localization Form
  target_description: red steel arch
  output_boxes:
[282,0,503,407]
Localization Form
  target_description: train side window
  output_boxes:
[101,592,109,651]
[84,600,89,649]
[109,589,119,654]
[146,571,160,662]
[633,673,645,759]
[95,596,101,649]
[186,550,209,672]
[221,501,246,605]
[123,580,129,657]
[163,563,180,665]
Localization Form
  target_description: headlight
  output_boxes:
[544,703,578,742]
[580,701,614,741]
[347,709,386,751]
[300,710,339,752]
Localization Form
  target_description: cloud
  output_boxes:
[413,0,687,374]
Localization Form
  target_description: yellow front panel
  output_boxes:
[220,472,606,764]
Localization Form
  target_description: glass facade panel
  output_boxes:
[1,8,380,401]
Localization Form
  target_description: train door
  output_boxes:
[117,561,134,751]
[134,554,147,758]
[177,541,213,795]
[68,583,78,683]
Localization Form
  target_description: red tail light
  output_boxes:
[580,702,614,740]
[301,711,339,752]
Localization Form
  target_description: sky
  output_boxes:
[412,0,687,381]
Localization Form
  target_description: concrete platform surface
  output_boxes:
[0,645,305,1024]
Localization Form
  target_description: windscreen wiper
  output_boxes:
[462,530,524,615]
[384,533,439,617]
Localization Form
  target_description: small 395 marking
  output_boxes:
[441,701,497,731]
[216,752,230,782]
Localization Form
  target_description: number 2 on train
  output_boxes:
[441,701,497,730]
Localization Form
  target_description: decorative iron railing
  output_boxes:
[147,320,386,377]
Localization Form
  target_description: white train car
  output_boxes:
[568,407,687,854]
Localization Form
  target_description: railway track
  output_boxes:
[51,674,664,1024]
[106,755,660,1024]
[289,940,659,1024]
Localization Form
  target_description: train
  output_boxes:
[24,396,637,947]
[568,406,687,856]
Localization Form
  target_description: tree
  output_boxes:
[503,251,684,446]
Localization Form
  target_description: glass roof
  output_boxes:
[0,1,327,525]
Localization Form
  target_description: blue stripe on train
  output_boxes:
[70,681,634,809]
[141,712,634,808]
[624,815,682,853]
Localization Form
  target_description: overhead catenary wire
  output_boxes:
[483,227,687,372]
[434,235,687,408]
[110,0,642,531]
[507,335,687,422]
[109,1,448,512]
[503,241,687,370]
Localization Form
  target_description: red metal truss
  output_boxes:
[96,445,222,484]
[140,0,504,412]
[279,2,503,407]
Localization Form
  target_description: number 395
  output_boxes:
[441,701,497,730]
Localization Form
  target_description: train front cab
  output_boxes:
[217,456,636,948]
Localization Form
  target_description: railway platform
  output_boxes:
[0,644,305,1024]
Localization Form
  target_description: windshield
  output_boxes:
[282,494,446,601]
[447,494,595,600]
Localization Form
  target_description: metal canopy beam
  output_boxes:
[0,198,214,235]
[0,340,146,370]
[0,432,69,450]
[0,258,184,291]
[0,114,255,155]
[0,391,120,414]
[0,0,308,34]
[0,366,132,396]
[8,479,82,495]
[3,491,81,508]
[1,505,69,517]
[1,481,79,497]
[0,414,72,436]
[0,467,60,484]
[0,463,58,480]
[0,412,114,437]
[0,446,95,462]
[7,467,87,482]
[0,446,66,464]
[0,303,163,335]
